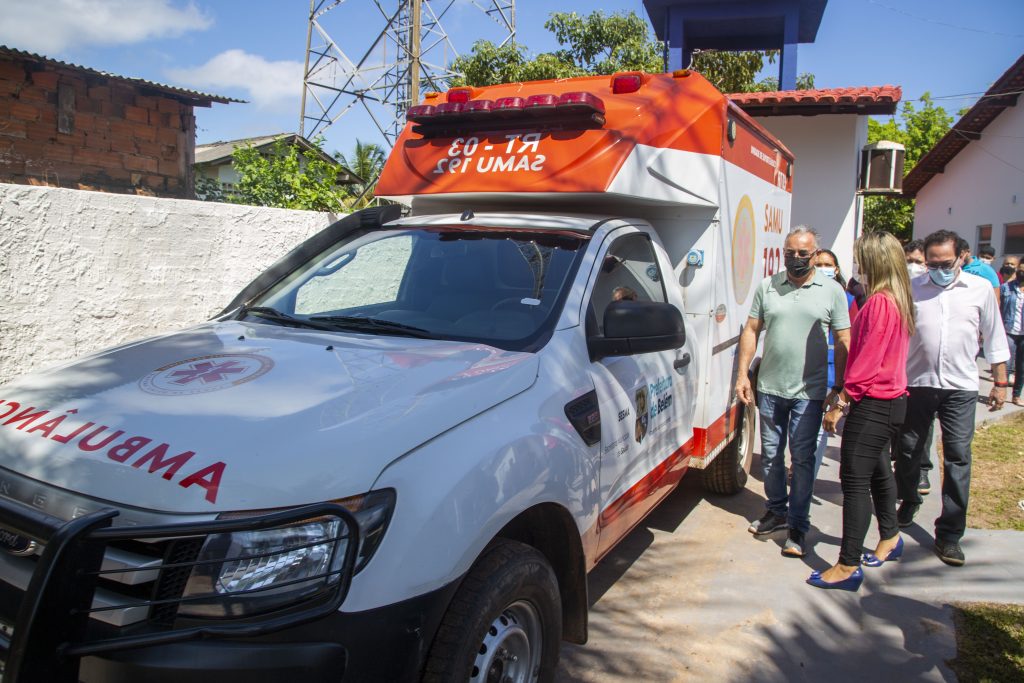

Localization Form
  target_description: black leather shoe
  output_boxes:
[935,539,965,566]
[917,471,931,495]
[897,501,919,528]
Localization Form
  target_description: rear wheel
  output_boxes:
[702,400,755,494]
[423,539,562,683]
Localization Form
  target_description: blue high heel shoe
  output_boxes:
[861,535,904,567]
[806,566,864,591]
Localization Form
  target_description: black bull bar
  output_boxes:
[0,497,359,682]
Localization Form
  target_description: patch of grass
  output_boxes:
[949,602,1024,683]
[966,412,1024,531]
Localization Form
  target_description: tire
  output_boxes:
[423,539,562,683]
[702,400,756,494]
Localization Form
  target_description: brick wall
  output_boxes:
[0,58,196,198]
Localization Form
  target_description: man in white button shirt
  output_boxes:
[896,230,1009,567]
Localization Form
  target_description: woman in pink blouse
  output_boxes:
[808,231,915,591]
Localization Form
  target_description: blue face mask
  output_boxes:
[819,267,836,280]
[929,265,958,287]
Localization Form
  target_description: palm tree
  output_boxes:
[335,140,387,209]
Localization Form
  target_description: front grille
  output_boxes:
[0,500,359,683]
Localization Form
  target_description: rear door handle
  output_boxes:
[674,353,691,371]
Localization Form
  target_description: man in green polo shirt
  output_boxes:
[735,227,852,557]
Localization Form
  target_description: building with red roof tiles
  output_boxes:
[728,86,901,271]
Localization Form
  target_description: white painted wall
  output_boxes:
[913,104,1024,262]
[0,183,340,385]
[754,114,868,275]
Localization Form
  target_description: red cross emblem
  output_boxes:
[169,360,247,385]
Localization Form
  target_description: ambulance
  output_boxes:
[0,70,791,682]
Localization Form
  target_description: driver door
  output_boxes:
[585,231,683,556]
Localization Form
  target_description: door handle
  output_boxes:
[674,353,691,371]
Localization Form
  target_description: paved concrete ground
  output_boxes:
[557,364,1024,682]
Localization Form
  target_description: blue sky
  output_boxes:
[2,0,1022,158]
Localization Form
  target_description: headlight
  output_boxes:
[178,489,395,618]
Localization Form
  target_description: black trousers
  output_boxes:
[896,387,977,542]
[1009,333,1024,397]
[838,395,907,566]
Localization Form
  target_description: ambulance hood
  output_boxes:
[0,321,539,514]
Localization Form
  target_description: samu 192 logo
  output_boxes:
[139,353,274,396]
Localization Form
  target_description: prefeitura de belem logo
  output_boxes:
[139,354,274,396]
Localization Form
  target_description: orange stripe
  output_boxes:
[590,405,739,565]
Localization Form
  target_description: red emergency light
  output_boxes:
[525,94,558,114]
[612,73,643,94]
[557,91,605,116]
[433,102,465,117]
[494,97,525,116]
[406,104,437,123]
[463,99,494,118]
[447,88,473,104]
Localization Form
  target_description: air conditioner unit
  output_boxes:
[859,141,905,195]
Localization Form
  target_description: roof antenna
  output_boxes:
[460,209,474,221]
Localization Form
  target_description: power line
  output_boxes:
[867,0,1024,39]
[953,129,1024,174]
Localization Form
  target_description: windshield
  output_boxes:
[250,227,588,352]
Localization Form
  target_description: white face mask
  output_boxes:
[907,263,927,278]
[980,257,994,265]
[819,267,836,279]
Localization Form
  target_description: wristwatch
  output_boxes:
[833,398,851,415]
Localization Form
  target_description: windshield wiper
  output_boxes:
[309,315,437,339]
[238,306,339,332]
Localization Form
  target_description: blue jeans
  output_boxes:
[757,393,824,534]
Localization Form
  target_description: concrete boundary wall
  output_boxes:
[0,183,340,384]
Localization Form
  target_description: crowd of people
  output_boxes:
[735,227,1012,591]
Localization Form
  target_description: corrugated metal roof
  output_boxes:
[0,45,244,105]
[902,53,1024,198]
[195,134,293,164]
[195,133,362,183]
[729,85,902,116]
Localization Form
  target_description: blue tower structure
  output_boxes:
[643,0,827,91]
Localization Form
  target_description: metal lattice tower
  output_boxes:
[300,0,515,146]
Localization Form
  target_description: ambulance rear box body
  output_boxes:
[0,71,791,682]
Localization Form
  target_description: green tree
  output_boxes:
[194,173,224,202]
[863,94,954,240]
[451,10,659,87]
[335,139,387,208]
[229,138,345,212]
[544,11,663,75]
[450,11,813,95]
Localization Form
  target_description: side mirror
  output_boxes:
[588,301,686,361]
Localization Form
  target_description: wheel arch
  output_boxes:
[494,502,588,644]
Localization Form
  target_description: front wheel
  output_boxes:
[423,539,562,683]
[702,400,756,494]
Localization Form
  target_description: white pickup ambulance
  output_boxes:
[0,70,791,682]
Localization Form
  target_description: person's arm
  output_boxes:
[829,285,852,388]
[994,286,1001,308]
[735,317,763,406]
[833,328,851,390]
[980,286,1010,410]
